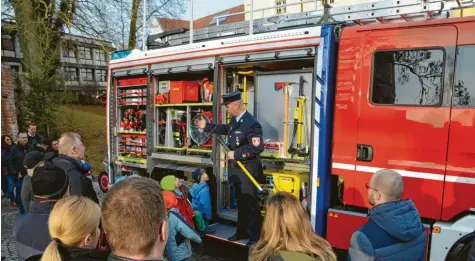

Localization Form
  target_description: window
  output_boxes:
[94,49,106,62]
[371,49,445,106]
[63,47,76,58]
[209,12,229,25]
[81,68,94,81]
[2,37,15,51]
[65,67,78,81]
[78,46,92,60]
[453,45,475,108]
[276,0,286,14]
[95,69,106,82]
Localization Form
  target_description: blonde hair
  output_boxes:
[249,192,336,261]
[58,132,82,156]
[41,196,101,261]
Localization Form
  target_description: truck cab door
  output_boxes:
[441,43,475,221]
[355,26,457,220]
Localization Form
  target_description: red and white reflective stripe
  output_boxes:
[332,162,475,185]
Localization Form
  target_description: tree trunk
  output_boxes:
[128,0,140,50]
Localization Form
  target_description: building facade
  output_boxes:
[1,23,114,94]
[150,5,245,35]
[60,34,114,93]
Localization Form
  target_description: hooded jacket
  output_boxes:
[53,155,99,204]
[165,208,202,261]
[189,182,212,221]
[348,200,427,261]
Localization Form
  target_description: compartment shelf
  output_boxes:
[150,152,212,165]
[117,130,147,135]
[115,160,147,169]
[117,84,147,88]
[117,156,147,165]
[155,146,212,153]
[155,146,185,151]
[155,102,212,107]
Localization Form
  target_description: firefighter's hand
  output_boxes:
[195,116,206,129]
[227,151,235,160]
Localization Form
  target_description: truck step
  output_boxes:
[204,223,247,247]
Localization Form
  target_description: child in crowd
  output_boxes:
[190,168,213,234]
[160,175,196,229]
[163,191,202,261]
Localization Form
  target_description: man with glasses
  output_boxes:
[347,169,426,261]
[53,132,99,204]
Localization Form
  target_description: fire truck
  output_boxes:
[99,0,475,259]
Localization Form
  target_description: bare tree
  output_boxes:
[70,0,186,50]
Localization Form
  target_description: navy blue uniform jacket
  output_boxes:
[205,111,264,181]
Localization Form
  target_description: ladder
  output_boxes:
[147,0,474,49]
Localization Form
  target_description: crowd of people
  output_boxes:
[2,128,475,261]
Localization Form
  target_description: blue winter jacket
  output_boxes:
[348,200,426,261]
[189,182,212,221]
[165,208,202,261]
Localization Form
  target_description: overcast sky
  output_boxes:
[183,0,244,19]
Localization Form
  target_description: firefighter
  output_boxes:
[196,91,264,247]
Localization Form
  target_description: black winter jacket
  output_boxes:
[53,155,99,204]
[8,144,27,179]
[25,247,109,261]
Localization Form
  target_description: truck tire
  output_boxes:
[445,233,474,261]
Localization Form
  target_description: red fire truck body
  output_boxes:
[328,17,475,255]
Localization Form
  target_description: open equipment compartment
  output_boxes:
[111,71,149,180]
[153,71,214,156]
[214,57,316,223]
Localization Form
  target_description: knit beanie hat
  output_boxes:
[163,191,177,210]
[32,164,69,199]
[160,175,176,191]
[192,168,203,183]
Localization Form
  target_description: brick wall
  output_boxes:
[1,65,19,139]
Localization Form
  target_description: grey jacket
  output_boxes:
[14,201,55,261]
[21,175,33,213]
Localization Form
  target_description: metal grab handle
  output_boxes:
[212,134,263,192]
[357,144,373,162]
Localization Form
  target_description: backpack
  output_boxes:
[175,188,195,229]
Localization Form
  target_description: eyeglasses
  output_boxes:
[365,183,381,198]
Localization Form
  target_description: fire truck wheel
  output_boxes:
[98,171,110,193]
[446,232,474,261]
